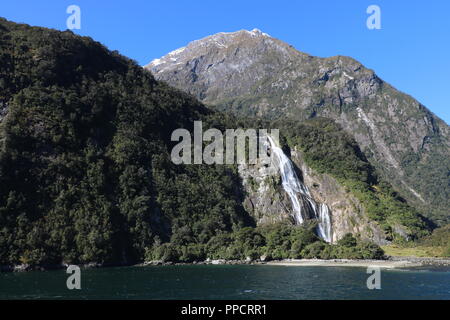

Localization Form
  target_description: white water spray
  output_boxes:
[267,136,332,242]
[316,203,332,243]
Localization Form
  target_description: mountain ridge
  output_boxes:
[146,29,450,225]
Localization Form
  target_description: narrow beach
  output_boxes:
[265,258,450,269]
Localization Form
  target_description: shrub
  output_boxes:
[301,242,327,259]
[337,233,358,248]
[443,245,450,258]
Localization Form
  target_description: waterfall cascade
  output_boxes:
[316,203,332,243]
[267,136,332,243]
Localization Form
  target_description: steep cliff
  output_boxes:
[238,139,393,245]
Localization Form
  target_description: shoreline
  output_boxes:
[265,259,420,269]
[2,256,450,273]
[265,257,450,269]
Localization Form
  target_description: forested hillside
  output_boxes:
[0,18,253,266]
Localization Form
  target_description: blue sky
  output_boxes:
[1,0,449,124]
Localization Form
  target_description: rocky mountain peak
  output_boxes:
[146,28,273,72]
[145,30,450,226]
[145,29,312,102]
[146,29,273,72]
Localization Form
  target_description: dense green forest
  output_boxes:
[0,18,253,266]
[146,223,384,263]
[0,19,433,267]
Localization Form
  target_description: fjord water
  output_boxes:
[1,265,449,300]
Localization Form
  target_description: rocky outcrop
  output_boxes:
[238,148,388,245]
[291,149,388,245]
[238,159,293,225]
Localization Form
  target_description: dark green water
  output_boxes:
[1,265,449,300]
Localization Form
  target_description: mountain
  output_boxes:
[0,19,430,267]
[146,29,450,226]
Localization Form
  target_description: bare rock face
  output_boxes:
[147,29,306,103]
[237,148,388,245]
[145,29,450,225]
[291,149,388,245]
[238,161,293,225]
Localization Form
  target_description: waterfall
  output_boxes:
[316,203,332,243]
[267,136,332,242]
